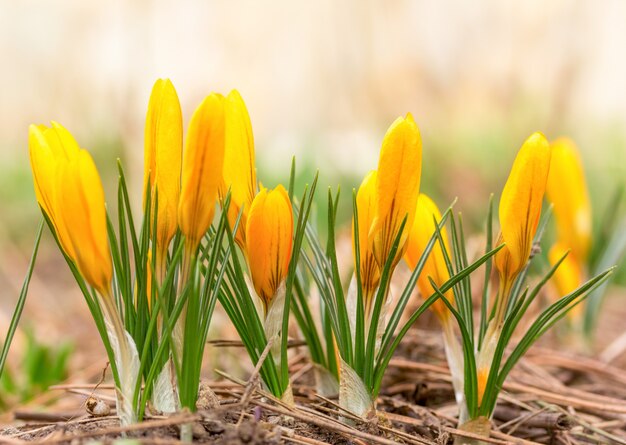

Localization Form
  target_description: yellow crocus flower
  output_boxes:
[404,194,452,322]
[352,114,422,315]
[143,79,183,267]
[30,122,112,295]
[495,132,551,283]
[57,149,113,296]
[477,133,551,409]
[29,122,80,259]
[178,93,226,250]
[546,138,592,262]
[220,90,258,249]
[371,113,422,269]
[245,185,293,313]
[354,170,380,309]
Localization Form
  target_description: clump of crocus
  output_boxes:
[218,91,314,404]
[297,115,497,420]
[29,123,140,425]
[342,115,423,416]
[29,81,233,435]
[422,132,615,445]
[546,138,626,342]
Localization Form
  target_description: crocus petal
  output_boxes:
[495,132,551,280]
[178,93,226,249]
[57,149,113,295]
[29,122,81,259]
[548,242,584,298]
[221,90,258,249]
[245,185,293,313]
[546,138,592,261]
[353,170,381,310]
[143,78,183,255]
[548,242,585,319]
[371,113,422,268]
[404,194,452,321]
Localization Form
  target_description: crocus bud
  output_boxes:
[495,132,551,282]
[143,79,183,258]
[29,122,79,259]
[371,113,422,269]
[220,90,258,249]
[178,93,226,250]
[30,122,112,295]
[245,185,293,313]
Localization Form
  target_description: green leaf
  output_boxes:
[0,222,44,377]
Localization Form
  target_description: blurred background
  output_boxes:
[1,0,625,410]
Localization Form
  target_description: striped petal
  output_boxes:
[178,93,226,249]
[143,78,183,256]
[495,132,551,280]
[353,170,380,311]
[371,113,422,268]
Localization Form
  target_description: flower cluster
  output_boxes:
[24,79,620,445]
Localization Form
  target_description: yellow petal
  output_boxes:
[404,194,452,321]
[546,138,592,261]
[371,113,422,268]
[221,90,258,248]
[548,242,584,297]
[57,149,113,295]
[245,185,293,312]
[353,170,381,311]
[28,122,81,259]
[178,93,226,248]
[548,242,585,319]
[143,79,183,256]
[495,132,551,280]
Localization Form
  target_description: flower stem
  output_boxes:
[101,290,139,426]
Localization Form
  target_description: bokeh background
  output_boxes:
[1,0,625,409]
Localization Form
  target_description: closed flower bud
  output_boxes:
[144,79,183,259]
[371,113,422,269]
[178,93,226,249]
[29,122,79,259]
[220,90,258,249]
[245,185,293,313]
[30,122,112,295]
[495,132,551,282]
